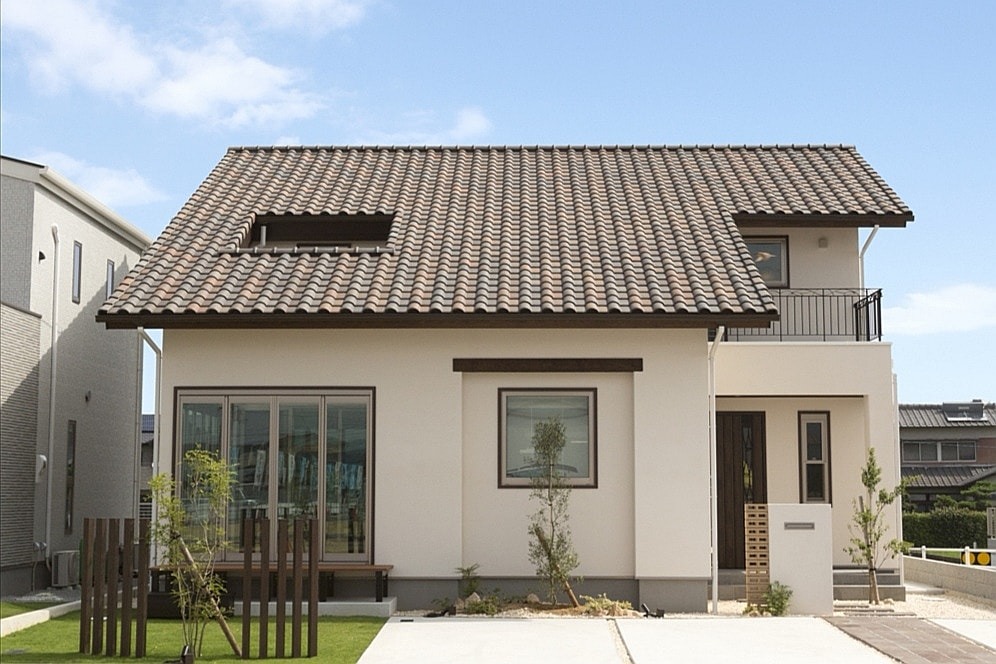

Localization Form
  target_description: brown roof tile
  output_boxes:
[99,145,912,328]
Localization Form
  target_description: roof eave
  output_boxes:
[734,213,913,228]
[96,311,779,331]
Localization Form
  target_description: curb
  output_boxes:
[0,600,81,637]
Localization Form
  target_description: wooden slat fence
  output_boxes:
[79,517,150,657]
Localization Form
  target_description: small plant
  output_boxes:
[762,581,792,616]
[463,593,501,615]
[455,563,481,598]
[580,594,633,616]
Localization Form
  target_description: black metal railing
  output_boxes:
[726,288,882,342]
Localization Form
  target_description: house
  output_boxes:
[1,155,151,594]
[98,145,912,611]
[899,400,996,510]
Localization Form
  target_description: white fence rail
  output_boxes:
[916,545,994,566]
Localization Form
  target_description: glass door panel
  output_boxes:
[228,401,271,554]
[178,400,223,544]
[278,399,321,552]
[325,398,369,560]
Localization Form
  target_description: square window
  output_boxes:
[499,389,596,488]
[745,237,788,288]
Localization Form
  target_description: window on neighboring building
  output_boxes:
[902,440,976,462]
[499,389,597,488]
[65,420,76,533]
[106,259,115,299]
[72,241,83,303]
[745,237,788,288]
[176,389,373,562]
[799,412,830,503]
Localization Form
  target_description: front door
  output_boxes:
[716,412,767,569]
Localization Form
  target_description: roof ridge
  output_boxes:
[229,144,857,153]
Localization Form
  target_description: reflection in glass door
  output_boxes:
[228,401,270,553]
[325,398,369,560]
[278,399,320,552]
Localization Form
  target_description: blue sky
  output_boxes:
[2,0,994,407]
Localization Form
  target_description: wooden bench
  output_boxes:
[211,562,394,602]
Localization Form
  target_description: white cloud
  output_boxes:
[228,0,369,32]
[883,283,996,335]
[3,0,326,128]
[361,106,494,145]
[34,151,167,208]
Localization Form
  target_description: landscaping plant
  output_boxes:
[527,417,580,607]
[844,448,910,604]
[149,448,238,657]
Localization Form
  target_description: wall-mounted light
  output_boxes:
[817,237,829,249]
[39,251,46,261]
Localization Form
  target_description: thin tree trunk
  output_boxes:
[178,540,241,657]
[531,525,580,607]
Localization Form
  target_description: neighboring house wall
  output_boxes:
[0,157,149,594]
[716,342,901,567]
[160,327,710,607]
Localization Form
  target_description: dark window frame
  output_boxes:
[798,411,831,503]
[745,236,789,288]
[498,388,598,489]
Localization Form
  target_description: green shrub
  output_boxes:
[902,507,987,547]
[762,581,793,616]
[580,593,633,616]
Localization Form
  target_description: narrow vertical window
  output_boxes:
[65,420,76,533]
[105,259,115,298]
[799,412,831,503]
[72,241,83,304]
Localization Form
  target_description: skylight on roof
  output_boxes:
[247,213,393,250]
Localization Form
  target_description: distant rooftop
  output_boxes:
[899,400,996,429]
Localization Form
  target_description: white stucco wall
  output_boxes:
[716,341,901,567]
[742,227,860,288]
[160,328,711,581]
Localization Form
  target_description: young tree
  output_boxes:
[844,448,909,604]
[149,448,239,657]
[527,417,580,607]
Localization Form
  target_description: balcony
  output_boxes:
[725,288,882,342]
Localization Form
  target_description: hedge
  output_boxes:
[902,507,988,547]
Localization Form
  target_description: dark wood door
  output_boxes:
[716,412,767,569]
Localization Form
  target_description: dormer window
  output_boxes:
[248,213,393,251]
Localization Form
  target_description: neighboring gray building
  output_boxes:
[900,400,996,510]
[1,155,150,594]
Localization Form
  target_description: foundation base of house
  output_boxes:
[234,598,397,618]
[639,579,708,613]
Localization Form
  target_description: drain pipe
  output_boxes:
[708,325,725,615]
[859,225,880,290]
[44,224,61,570]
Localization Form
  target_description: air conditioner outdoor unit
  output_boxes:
[52,550,79,587]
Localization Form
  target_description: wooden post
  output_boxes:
[259,518,270,659]
[136,519,149,658]
[93,518,107,655]
[106,518,119,656]
[242,518,252,659]
[308,518,319,657]
[120,518,134,657]
[80,517,95,654]
[276,520,288,658]
[292,520,303,658]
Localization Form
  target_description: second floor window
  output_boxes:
[72,241,83,304]
[106,260,115,298]
[745,237,788,288]
[902,440,976,462]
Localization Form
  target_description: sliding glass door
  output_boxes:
[175,390,373,562]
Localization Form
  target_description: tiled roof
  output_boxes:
[902,465,996,489]
[899,403,996,429]
[99,145,912,328]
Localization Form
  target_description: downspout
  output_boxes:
[44,224,60,569]
[708,325,725,615]
[859,225,880,290]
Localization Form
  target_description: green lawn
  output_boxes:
[0,602,59,619]
[0,612,385,663]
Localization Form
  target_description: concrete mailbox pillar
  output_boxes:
[767,503,833,615]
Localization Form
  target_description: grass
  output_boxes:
[0,602,59,619]
[0,612,385,663]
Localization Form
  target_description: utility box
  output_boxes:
[767,504,833,615]
[52,550,80,587]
